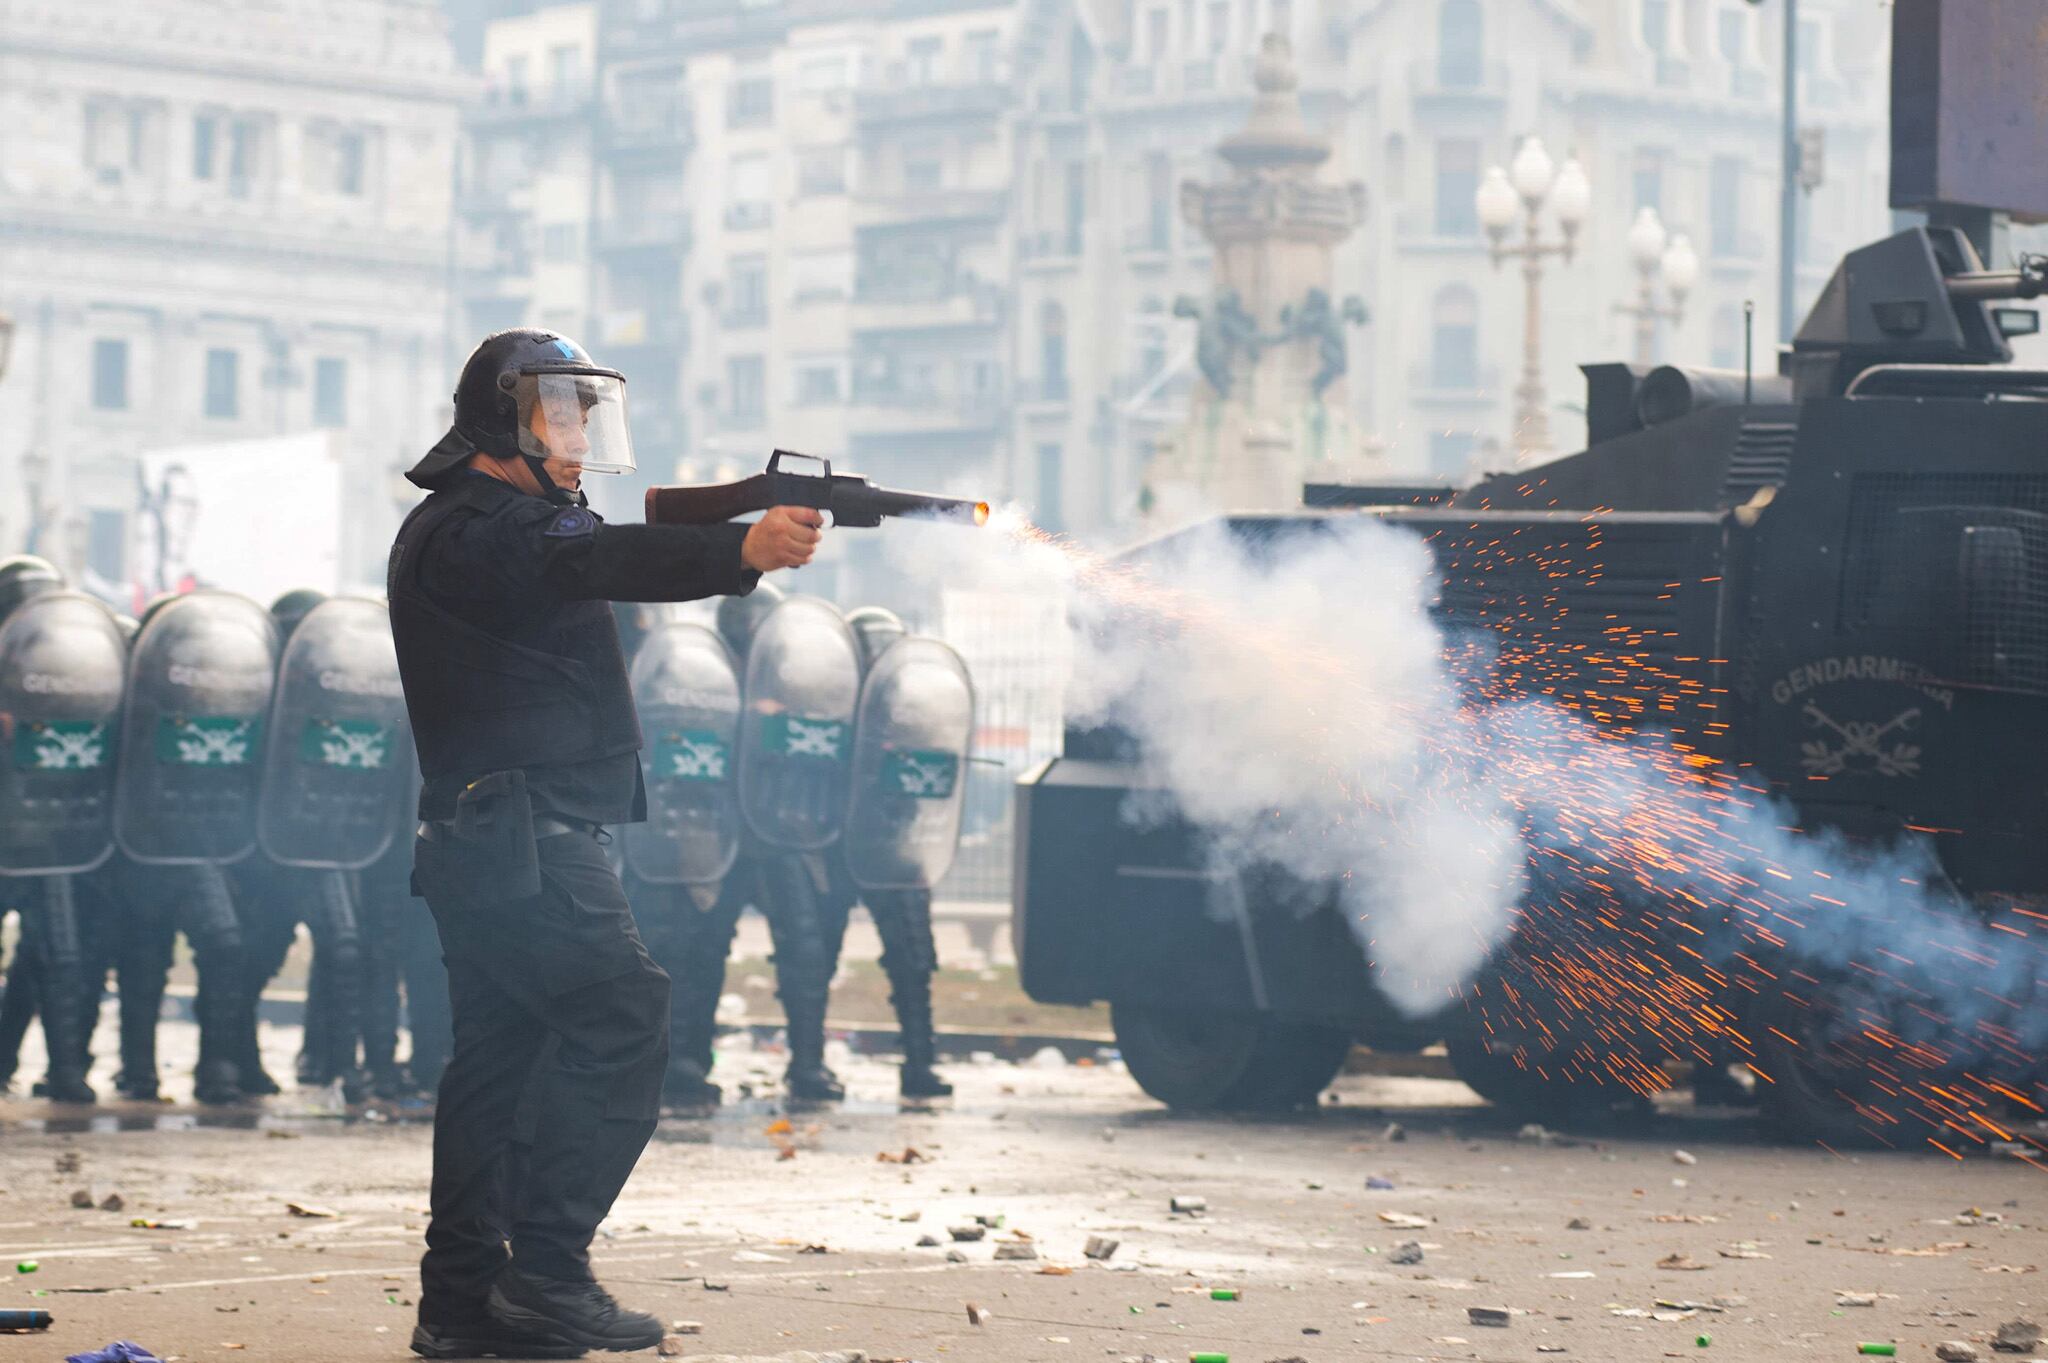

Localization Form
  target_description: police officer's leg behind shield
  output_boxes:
[871,887,953,1100]
[760,853,847,1104]
[651,870,748,1110]
[413,826,668,1356]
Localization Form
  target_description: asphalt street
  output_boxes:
[2,1025,2042,1363]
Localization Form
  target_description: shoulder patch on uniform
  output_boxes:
[542,507,597,538]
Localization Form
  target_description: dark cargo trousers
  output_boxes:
[412,827,670,1320]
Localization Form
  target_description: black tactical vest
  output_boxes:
[387,477,641,784]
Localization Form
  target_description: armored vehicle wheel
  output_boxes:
[1112,1003,1352,1112]
[1444,1029,1651,1125]
[1752,982,1902,1149]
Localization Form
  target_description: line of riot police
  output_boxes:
[0,555,974,1110]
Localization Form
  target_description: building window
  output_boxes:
[1641,0,1670,52]
[797,145,847,196]
[1710,304,1742,369]
[726,355,765,426]
[1040,301,1068,401]
[1434,138,1479,236]
[1063,159,1086,255]
[227,117,257,198]
[727,75,774,128]
[541,223,580,261]
[1207,1,1229,53]
[1036,442,1063,531]
[1709,156,1743,256]
[549,43,581,99]
[313,357,347,427]
[726,255,768,326]
[92,339,129,412]
[1431,285,1479,389]
[87,509,126,583]
[192,113,218,180]
[965,29,1000,83]
[1145,8,1168,61]
[794,359,842,405]
[726,153,772,229]
[335,130,364,196]
[904,143,943,192]
[1428,430,1476,477]
[505,55,530,100]
[906,35,944,84]
[204,347,239,419]
[1438,0,1483,87]
[1717,7,1746,63]
[1145,152,1172,251]
[1632,148,1666,212]
[798,55,848,94]
[791,248,852,303]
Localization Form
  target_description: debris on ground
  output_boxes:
[875,1148,926,1164]
[54,1153,81,1175]
[1380,1122,1407,1142]
[1994,1320,2044,1352]
[1467,1306,1511,1328]
[63,1344,163,1363]
[965,1302,989,1326]
[948,1225,985,1242]
[1365,1176,1395,1190]
[127,1219,193,1231]
[1673,1150,1698,1166]
[658,1338,688,1358]
[1566,1217,1592,1230]
[1170,1195,1208,1216]
[1935,1345,1979,1362]
[1084,1235,1119,1261]
[15,1261,38,1274]
[1377,1211,1429,1229]
[671,1321,704,1334]
[1389,1240,1424,1266]
[993,1241,1039,1261]
[97,1193,123,1213]
[1657,1253,1708,1271]
[284,1202,339,1219]
[916,1234,940,1247]
[1718,1243,1771,1260]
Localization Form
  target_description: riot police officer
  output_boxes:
[0,555,121,1103]
[113,589,278,1105]
[391,328,815,1359]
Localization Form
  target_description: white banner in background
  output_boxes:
[134,431,344,606]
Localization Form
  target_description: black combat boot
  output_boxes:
[892,976,952,1100]
[411,1310,584,1360]
[486,1266,663,1354]
[781,995,844,1103]
[192,949,247,1106]
[662,1057,722,1109]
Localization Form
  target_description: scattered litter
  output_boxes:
[1548,1271,1596,1279]
[1935,1345,1979,1363]
[1567,1217,1592,1230]
[285,1202,340,1219]
[1695,1334,1712,1349]
[945,1250,967,1264]
[1657,1254,1707,1272]
[98,1193,123,1213]
[917,1234,940,1248]
[1467,1306,1510,1328]
[1037,1265,1073,1277]
[15,1261,38,1275]
[732,1250,787,1264]
[993,1242,1038,1261]
[1836,1293,1880,1308]
[1209,1288,1240,1302]
[128,1219,193,1231]
[1389,1241,1424,1266]
[1653,1214,1722,1225]
[1377,1212,1429,1229]
[1381,1122,1407,1142]
[1028,1046,1067,1069]
[1718,1244,1771,1260]
[1189,1353,1230,1363]
[948,1226,986,1242]
[1365,1176,1395,1191]
[965,1303,989,1326]
[1084,1236,1119,1261]
[1848,1242,1968,1258]
[54,1153,81,1174]
[658,1339,687,1358]
[875,1148,926,1164]
[0,1309,53,1332]
[1856,1346,1896,1357]
[1170,1195,1208,1216]
[63,1345,163,1363]
[1537,1348,1567,1355]
[1673,1150,1698,1166]
[1995,1320,2044,1352]
[1657,1300,1726,1314]
[1980,1264,2037,1275]
[671,1322,704,1335]
[70,1189,94,1208]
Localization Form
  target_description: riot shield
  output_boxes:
[736,597,862,852]
[844,637,975,890]
[0,592,127,875]
[113,590,278,865]
[624,622,743,885]
[257,597,409,870]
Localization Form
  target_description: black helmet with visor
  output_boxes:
[407,329,635,493]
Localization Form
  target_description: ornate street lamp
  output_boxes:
[1478,137,1589,460]
[1614,206,1700,365]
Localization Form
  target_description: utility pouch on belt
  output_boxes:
[453,769,541,899]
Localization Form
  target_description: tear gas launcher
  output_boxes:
[645,450,989,529]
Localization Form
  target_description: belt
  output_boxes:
[416,815,598,843]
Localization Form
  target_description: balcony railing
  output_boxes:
[595,218,693,254]
[855,83,1007,124]
[602,104,694,154]
[851,187,1006,228]
[469,80,594,125]
[848,382,1007,428]
[599,309,690,353]
[723,201,773,231]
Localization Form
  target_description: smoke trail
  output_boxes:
[890,508,2046,1139]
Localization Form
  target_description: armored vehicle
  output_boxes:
[1016,0,2048,1141]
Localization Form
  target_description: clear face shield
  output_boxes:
[511,368,636,477]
